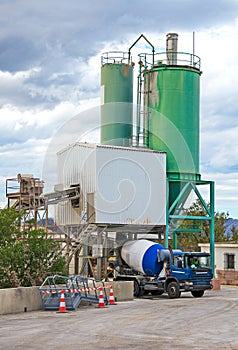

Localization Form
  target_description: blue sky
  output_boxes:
[1,0,238,217]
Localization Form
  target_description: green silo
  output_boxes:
[141,33,202,205]
[101,53,133,146]
[143,47,201,181]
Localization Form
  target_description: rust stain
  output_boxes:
[122,64,130,77]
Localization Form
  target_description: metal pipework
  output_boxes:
[128,33,155,66]
[128,34,155,145]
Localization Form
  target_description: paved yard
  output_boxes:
[0,286,238,349]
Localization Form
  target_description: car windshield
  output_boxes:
[185,255,210,269]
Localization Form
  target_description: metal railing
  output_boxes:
[138,51,201,70]
[101,51,131,65]
[39,274,108,310]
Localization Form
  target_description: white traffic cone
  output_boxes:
[98,287,106,308]
[58,290,67,313]
[109,285,117,305]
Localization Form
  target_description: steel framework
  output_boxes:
[166,179,215,275]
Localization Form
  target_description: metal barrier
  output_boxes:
[39,275,108,311]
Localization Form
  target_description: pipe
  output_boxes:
[128,34,155,65]
[166,33,178,65]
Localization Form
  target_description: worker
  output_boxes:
[190,257,199,268]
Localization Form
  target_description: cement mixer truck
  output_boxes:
[112,239,213,298]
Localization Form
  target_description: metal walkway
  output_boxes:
[39,275,108,311]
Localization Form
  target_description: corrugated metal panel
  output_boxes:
[95,145,166,225]
[55,201,81,225]
[57,143,96,192]
[56,142,166,226]
[56,143,97,225]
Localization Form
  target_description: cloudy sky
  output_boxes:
[1,0,238,217]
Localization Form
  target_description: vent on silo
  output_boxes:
[166,33,178,65]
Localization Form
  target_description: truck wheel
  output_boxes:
[167,281,180,299]
[191,290,204,298]
[133,280,144,297]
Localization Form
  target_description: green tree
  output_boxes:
[0,208,68,288]
[229,225,238,241]
[175,199,230,251]
[0,207,22,246]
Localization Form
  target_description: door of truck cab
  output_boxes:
[170,254,187,279]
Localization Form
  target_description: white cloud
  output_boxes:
[0,68,41,106]
[202,172,238,218]
[0,102,77,145]
[0,1,238,218]
[198,23,238,121]
[201,126,238,171]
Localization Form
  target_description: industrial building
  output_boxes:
[5,33,215,281]
[50,33,215,279]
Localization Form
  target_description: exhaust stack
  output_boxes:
[166,33,178,65]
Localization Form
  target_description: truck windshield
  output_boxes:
[185,255,211,269]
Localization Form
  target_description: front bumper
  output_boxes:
[181,282,213,291]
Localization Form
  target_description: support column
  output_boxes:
[210,181,215,276]
[96,227,103,280]
[173,232,178,249]
[165,178,169,248]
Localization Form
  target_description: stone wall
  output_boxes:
[216,270,238,286]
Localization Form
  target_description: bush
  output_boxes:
[0,208,68,288]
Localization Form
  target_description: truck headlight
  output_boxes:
[185,281,193,286]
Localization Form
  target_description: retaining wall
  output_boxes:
[0,286,42,315]
[0,281,134,315]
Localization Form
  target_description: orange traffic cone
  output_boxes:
[58,290,67,313]
[109,285,117,305]
[98,287,106,308]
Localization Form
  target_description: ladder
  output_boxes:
[68,224,97,263]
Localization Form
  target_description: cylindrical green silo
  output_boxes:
[101,53,133,146]
[144,61,201,181]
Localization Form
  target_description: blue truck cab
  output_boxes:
[163,251,213,298]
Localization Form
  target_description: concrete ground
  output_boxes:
[1,286,238,350]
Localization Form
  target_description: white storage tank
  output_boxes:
[56,142,166,226]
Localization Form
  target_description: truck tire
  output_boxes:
[191,290,204,298]
[133,280,144,297]
[167,281,180,299]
